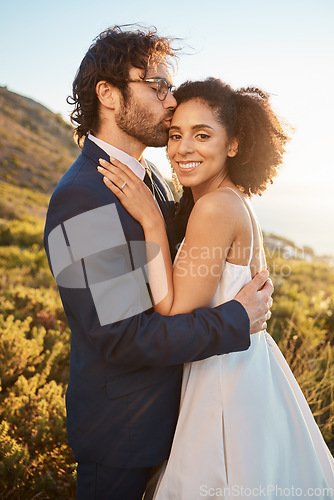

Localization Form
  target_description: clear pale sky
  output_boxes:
[1,0,334,255]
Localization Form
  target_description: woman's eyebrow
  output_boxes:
[169,124,214,131]
[192,124,214,131]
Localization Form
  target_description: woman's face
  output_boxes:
[167,99,237,195]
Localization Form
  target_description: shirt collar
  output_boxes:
[88,133,146,181]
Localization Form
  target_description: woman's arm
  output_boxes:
[169,189,243,315]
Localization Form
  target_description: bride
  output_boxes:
[98,78,334,498]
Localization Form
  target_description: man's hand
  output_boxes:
[234,270,274,334]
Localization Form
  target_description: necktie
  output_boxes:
[143,169,154,194]
[143,168,166,219]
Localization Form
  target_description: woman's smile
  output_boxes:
[176,161,202,172]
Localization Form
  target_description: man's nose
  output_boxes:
[163,91,177,110]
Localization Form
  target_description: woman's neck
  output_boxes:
[191,174,236,203]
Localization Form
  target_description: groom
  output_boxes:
[44,25,273,499]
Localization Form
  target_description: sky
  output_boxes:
[1,0,334,256]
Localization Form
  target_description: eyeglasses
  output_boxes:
[126,78,175,101]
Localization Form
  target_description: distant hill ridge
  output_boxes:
[0,86,79,195]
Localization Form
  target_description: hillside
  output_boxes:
[0,88,333,497]
[0,86,79,218]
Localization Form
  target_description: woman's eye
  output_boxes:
[196,133,210,140]
[169,134,182,140]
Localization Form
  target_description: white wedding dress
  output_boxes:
[153,188,334,499]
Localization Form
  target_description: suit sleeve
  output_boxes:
[44,183,250,368]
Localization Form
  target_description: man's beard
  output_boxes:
[115,93,170,147]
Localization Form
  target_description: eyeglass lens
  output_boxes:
[157,80,169,101]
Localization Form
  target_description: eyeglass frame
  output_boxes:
[125,78,175,101]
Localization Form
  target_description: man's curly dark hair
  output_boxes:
[172,77,290,242]
[67,25,177,146]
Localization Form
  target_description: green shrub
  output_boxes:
[0,215,333,497]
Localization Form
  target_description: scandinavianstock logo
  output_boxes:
[48,204,167,325]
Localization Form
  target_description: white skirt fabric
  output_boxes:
[153,260,334,499]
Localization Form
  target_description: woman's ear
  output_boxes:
[96,81,117,110]
[227,137,239,157]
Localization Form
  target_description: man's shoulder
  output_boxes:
[54,152,87,190]
[53,136,109,191]
[52,137,109,199]
[45,152,116,234]
[56,153,92,187]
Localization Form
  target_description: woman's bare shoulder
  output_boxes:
[189,187,250,227]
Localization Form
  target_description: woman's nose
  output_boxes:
[177,137,195,155]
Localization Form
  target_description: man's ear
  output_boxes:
[96,81,118,110]
[227,137,239,158]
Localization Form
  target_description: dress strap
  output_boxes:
[223,187,254,267]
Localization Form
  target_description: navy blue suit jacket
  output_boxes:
[43,137,250,468]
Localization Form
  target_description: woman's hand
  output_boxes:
[97,157,163,228]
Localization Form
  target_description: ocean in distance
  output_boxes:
[251,180,334,258]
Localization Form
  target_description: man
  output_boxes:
[44,25,273,499]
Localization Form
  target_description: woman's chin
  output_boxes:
[179,180,193,189]
[175,174,195,189]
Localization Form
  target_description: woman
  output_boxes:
[97,78,334,498]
